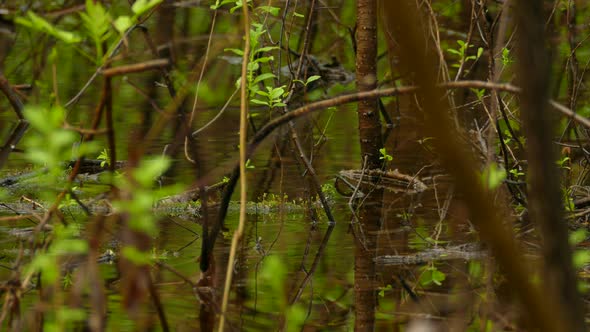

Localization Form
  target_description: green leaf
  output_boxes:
[431,269,446,285]
[211,0,236,10]
[254,56,274,63]
[257,6,281,16]
[446,49,461,56]
[419,265,446,286]
[293,12,304,18]
[80,0,111,45]
[252,73,276,84]
[114,16,133,34]
[122,246,152,265]
[133,156,170,187]
[254,46,279,54]
[131,0,163,16]
[251,99,269,106]
[570,229,587,245]
[16,11,81,44]
[305,75,321,85]
[573,250,590,269]
[224,48,244,56]
[269,87,285,100]
[28,254,59,284]
[255,90,269,97]
[52,239,89,255]
[480,163,506,190]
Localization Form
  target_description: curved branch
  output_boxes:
[204,79,590,268]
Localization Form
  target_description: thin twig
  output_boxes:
[218,4,250,331]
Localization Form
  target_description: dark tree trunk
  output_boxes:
[514,2,585,331]
[354,0,382,330]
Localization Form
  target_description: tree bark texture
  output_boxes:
[513,1,585,331]
[355,0,382,331]
[356,0,382,170]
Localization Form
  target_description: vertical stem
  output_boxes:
[218,4,250,331]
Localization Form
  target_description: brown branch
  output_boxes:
[0,71,24,119]
[101,58,171,77]
[204,79,590,267]
[62,123,108,136]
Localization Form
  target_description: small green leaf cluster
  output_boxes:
[501,47,513,66]
[293,75,321,87]
[97,148,111,168]
[15,11,81,44]
[114,0,164,35]
[258,256,306,331]
[24,106,99,199]
[27,224,88,285]
[379,147,393,162]
[212,0,249,12]
[113,156,173,237]
[446,40,483,70]
[480,162,506,190]
[418,264,446,286]
[225,22,290,108]
[251,85,287,108]
[16,0,163,65]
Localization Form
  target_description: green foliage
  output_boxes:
[378,284,393,297]
[44,307,87,332]
[97,148,111,168]
[113,156,176,236]
[251,85,287,108]
[556,155,571,170]
[418,264,446,286]
[501,47,513,66]
[468,261,483,280]
[259,256,306,330]
[321,182,337,198]
[245,159,255,169]
[480,163,506,190]
[293,75,321,87]
[446,40,483,71]
[26,224,88,285]
[211,0,250,12]
[225,22,287,108]
[15,11,81,44]
[80,0,112,63]
[509,167,524,179]
[379,147,393,162]
[408,222,448,249]
[471,88,485,101]
[114,0,163,34]
[432,1,462,22]
[257,6,281,17]
[122,246,153,265]
[23,105,98,199]
[131,0,163,16]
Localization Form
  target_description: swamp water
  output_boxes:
[0,106,492,330]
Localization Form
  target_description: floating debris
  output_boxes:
[337,169,428,195]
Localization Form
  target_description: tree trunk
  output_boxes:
[355,0,382,330]
[513,2,585,331]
